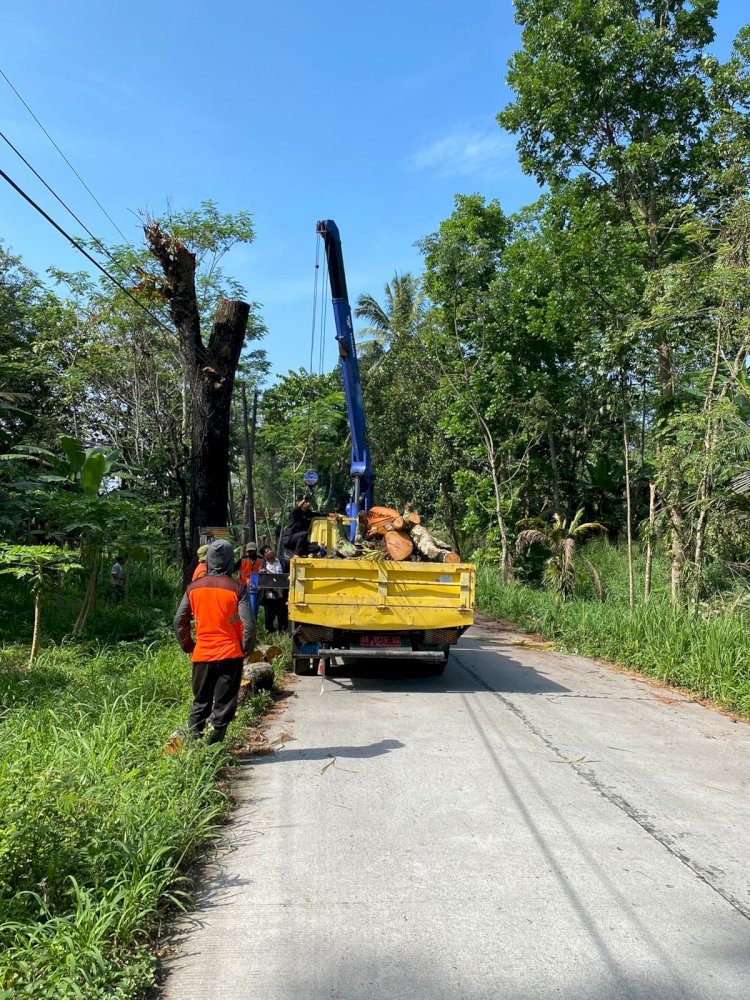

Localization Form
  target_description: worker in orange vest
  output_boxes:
[173,539,255,744]
[238,541,264,617]
[191,544,209,581]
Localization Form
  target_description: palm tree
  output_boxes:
[355,272,424,367]
[516,509,607,601]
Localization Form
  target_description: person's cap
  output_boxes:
[245,541,258,552]
[197,544,209,561]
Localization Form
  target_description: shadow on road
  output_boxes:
[316,646,569,697]
[238,738,405,767]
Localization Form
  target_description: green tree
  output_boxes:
[420,194,547,579]
[499,0,750,599]
[355,272,425,367]
[0,544,79,662]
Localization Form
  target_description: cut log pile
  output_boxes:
[333,506,460,564]
[238,643,283,704]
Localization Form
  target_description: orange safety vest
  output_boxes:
[186,576,244,662]
[239,557,263,588]
[192,563,207,581]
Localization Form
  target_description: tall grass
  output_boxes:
[0,569,280,998]
[477,542,750,718]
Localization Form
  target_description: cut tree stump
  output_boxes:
[246,644,282,664]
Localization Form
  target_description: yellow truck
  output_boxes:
[285,220,476,673]
[288,519,475,675]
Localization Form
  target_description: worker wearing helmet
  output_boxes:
[191,544,210,581]
[173,539,255,744]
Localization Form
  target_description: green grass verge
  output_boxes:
[477,545,750,719]
[0,573,289,998]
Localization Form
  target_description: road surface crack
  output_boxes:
[457,658,750,922]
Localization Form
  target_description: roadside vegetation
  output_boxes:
[477,543,750,719]
[2,1,750,995]
[0,569,283,998]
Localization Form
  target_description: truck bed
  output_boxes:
[288,557,475,631]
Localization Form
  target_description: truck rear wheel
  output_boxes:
[422,647,450,676]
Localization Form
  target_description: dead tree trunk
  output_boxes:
[145,222,250,562]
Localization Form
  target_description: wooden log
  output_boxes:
[403,511,421,527]
[367,507,404,531]
[383,528,414,561]
[258,644,282,663]
[408,523,460,563]
[245,644,282,665]
[239,661,275,700]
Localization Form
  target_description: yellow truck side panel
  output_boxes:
[289,558,475,631]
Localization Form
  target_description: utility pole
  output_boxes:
[242,384,258,545]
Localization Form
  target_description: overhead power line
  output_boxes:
[0,66,132,245]
[0,163,174,335]
[0,164,232,380]
[0,126,137,285]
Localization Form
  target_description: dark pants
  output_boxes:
[283,531,321,557]
[187,658,243,737]
[263,596,288,633]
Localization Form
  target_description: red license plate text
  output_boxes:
[359,635,402,648]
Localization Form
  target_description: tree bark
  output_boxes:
[621,372,634,612]
[74,549,100,636]
[144,222,250,559]
[242,384,258,545]
[644,482,656,602]
[547,424,561,514]
[29,589,41,665]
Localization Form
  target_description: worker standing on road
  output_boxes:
[260,544,289,633]
[173,539,255,745]
[238,541,264,617]
[191,544,209,581]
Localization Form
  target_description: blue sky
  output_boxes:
[1,1,748,381]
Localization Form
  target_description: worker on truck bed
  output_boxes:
[282,494,341,556]
[173,539,255,745]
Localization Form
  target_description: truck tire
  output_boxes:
[293,657,314,675]
[423,647,450,677]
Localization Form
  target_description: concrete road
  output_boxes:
[161,619,750,999]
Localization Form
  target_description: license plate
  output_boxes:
[359,635,402,648]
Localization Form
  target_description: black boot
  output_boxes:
[207,725,228,745]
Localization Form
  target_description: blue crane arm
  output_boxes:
[316,219,374,523]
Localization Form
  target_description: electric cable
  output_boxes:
[0,161,231,380]
[318,247,328,376]
[304,234,321,460]
[0,125,140,285]
[0,67,132,245]
[0,164,175,332]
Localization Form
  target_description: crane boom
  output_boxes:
[316,219,374,523]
